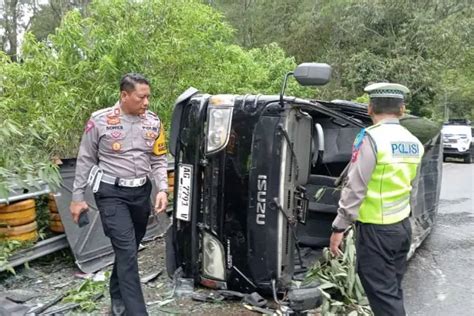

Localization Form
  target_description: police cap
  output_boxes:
[364,82,410,99]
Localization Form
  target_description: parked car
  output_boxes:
[441,119,473,163]
[166,63,443,311]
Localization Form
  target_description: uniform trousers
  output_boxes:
[356,217,412,316]
[94,180,152,316]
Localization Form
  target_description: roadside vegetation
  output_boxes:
[0,0,310,198]
[1,0,472,196]
[0,1,472,313]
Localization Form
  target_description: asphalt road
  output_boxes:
[404,161,474,316]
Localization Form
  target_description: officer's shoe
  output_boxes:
[111,298,126,316]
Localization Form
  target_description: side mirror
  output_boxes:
[280,62,332,106]
[294,63,332,86]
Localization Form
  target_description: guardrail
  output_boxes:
[0,161,176,273]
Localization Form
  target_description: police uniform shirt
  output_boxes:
[332,128,377,230]
[72,103,168,202]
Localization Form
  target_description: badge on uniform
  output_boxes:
[112,142,121,151]
[107,117,121,125]
[145,131,157,139]
[84,120,95,133]
[351,149,359,162]
[111,131,122,139]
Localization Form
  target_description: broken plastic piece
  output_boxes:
[174,278,194,297]
[243,292,267,308]
[140,269,163,284]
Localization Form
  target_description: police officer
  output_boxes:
[69,73,168,315]
[329,83,423,316]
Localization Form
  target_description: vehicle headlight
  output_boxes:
[202,232,226,280]
[205,95,234,154]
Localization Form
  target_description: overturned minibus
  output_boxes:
[166,63,442,310]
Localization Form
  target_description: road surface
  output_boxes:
[404,161,474,315]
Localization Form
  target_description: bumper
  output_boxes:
[443,147,470,156]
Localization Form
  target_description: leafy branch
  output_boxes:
[0,119,61,199]
[305,228,373,315]
[62,276,108,312]
[0,239,35,274]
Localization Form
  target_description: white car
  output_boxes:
[442,120,473,163]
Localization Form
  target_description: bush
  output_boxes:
[0,0,306,198]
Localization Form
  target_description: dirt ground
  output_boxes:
[0,237,258,315]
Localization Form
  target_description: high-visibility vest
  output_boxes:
[358,122,424,224]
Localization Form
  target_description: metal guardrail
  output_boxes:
[0,234,70,272]
[1,161,176,273]
[1,161,174,205]
[0,181,51,204]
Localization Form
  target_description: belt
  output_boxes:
[101,174,147,187]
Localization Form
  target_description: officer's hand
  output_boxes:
[154,191,168,214]
[329,232,344,257]
[70,201,88,224]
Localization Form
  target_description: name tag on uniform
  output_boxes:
[391,142,419,157]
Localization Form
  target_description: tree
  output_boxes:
[0,0,38,61]
[210,0,474,119]
[0,0,305,198]
[28,0,90,42]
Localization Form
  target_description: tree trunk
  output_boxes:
[5,0,19,62]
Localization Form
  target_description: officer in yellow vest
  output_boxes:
[329,82,423,316]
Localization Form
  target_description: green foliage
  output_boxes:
[400,115,442,145]
[0,239,34,274]
[35,196,53,240]
[63,277,107,312]
[1,0,302,197]
[211,0,474,120]
[28,0,91,42]
[0,116,61,199]
[305,228,372,315]
[353,94,369,104]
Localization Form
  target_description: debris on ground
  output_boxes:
[0,238,256,315]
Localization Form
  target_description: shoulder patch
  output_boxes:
[84,120,95,133]
[145,111,160,125]
[351,128,366,162]
[146,110,158,118]
[353,128,366,150]
[152,125,167,156]
[91,107,113,119]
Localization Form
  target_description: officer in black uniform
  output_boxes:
[70,73,168,315]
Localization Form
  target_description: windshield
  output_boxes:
[442,125,471,137]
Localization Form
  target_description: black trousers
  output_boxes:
[94,180,152,316]
[356,217,412,316]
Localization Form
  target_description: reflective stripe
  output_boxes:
[383,200,409,215]
[383,195,410,208]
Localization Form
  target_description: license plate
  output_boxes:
[176,164,193,221]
